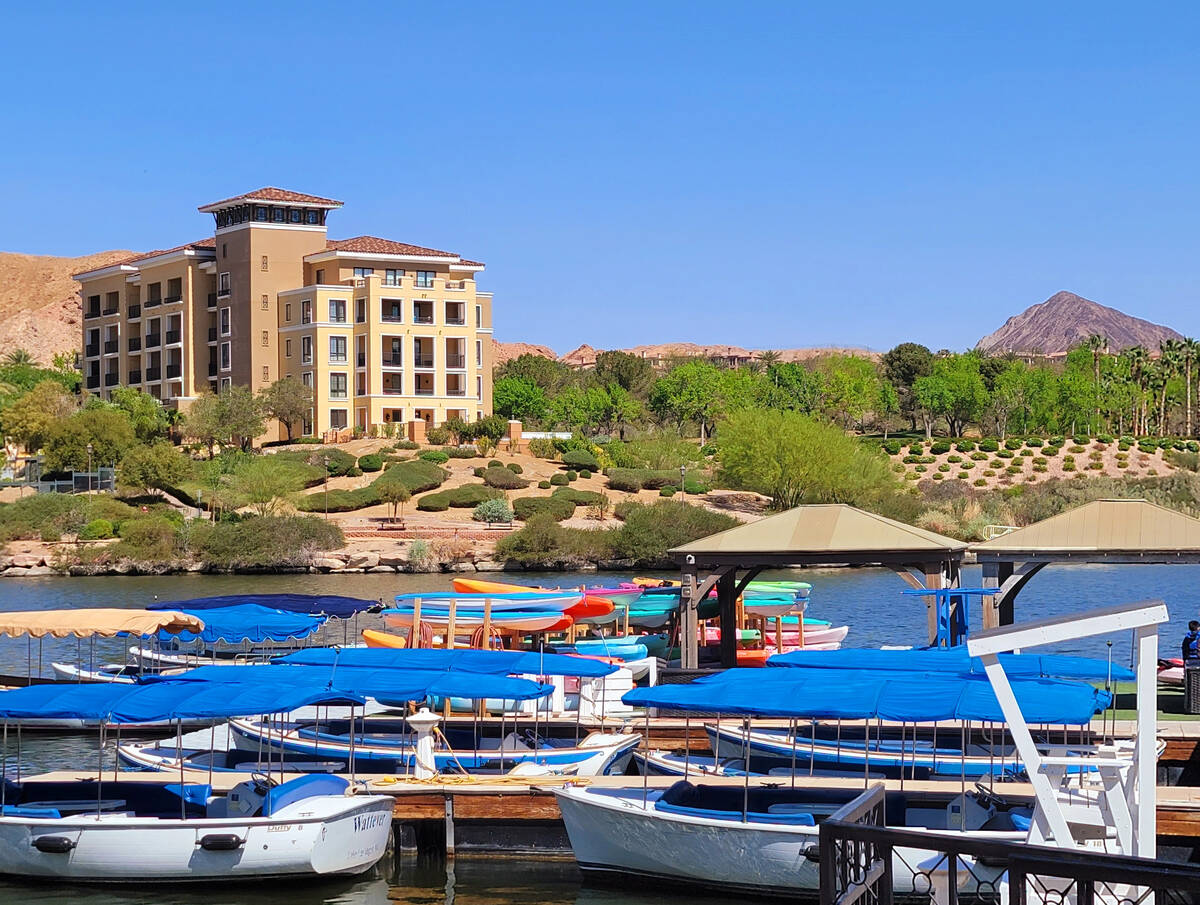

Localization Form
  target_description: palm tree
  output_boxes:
[1160,340,1184,434]
[1084,334,1106,433]
[1184,338,1200,437]
[3,349,35,367]
[1122,346,1149,435]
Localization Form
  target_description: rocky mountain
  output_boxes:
[0,250,134,362]
[493,340,557,366]
[977,291,1183,355]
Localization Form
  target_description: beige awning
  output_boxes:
[970,499,1200,554]
[0,609,205,639]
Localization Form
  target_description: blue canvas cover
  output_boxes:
[623,667,1111,724]
[170,663,554,703]
[276,646,618,678]
[147,594,377,618]
[767,648,1135,681]
[158,604,326,644]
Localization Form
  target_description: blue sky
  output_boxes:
[3,2,1199,353]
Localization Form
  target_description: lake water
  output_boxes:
[0,564,1193,902]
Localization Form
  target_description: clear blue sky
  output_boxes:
[3,2,1198,353]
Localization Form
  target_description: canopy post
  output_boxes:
[482,599,492,651]
[680,566,698,670]
[717,571,738,669]
[741,717,750,822]
[411,597,423,649]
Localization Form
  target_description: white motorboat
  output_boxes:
[0,773,394,882]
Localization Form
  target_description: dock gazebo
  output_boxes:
[669,504,967,668]
[973,498,1200,627]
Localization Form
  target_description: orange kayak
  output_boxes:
[363,629,407,648]
[451,578,614,620]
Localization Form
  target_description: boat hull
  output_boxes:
[0,794,393,882]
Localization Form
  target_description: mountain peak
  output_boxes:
[976,291,1183,355]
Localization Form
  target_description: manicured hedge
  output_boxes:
[513,495,576,521]
[561,449,600,472]
[551,486,605,506]
[483,466,529,489]
[295,460,447,512]
[417,484,504,511]
[418,450,450,464]
[357,453,383,472]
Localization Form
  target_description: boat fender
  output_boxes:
[31,836,75,854]
[198,834,245,851]
[802,844,821,863]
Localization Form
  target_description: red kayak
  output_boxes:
[451,578,615,620]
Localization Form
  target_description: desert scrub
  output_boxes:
[970,452,987,461]
[472,498,514,524]
[947,455,962,464]
[957,471,969,479]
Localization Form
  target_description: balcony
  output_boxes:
[164,295,182,305]
[208,362,217,377]
[415,277,435,289]
[413,314,434,325]
[85,306,101,319]
[145,333,161,348]
[102,306,119,317]
[207,293,217,309]
[166,329,181,344]
[329,355,348,365]
[104,372,119,387]
[381,355,403,368]
[145,367,161,382]
[382,314,403,323]
[445,353,466,369]
[127,304,141,320]
[103,340,119,355]
[127,370,141,384]
[446,314,466,326]
[85,343,100,357]
[383,385,405,395]
[85,375,100,389]
[144,297,162,309]
[447,386,466,396]
[445,280,467,291]
[415,386,434,396]
[208,327,218,342]
[356,352,367,367]
[413,356,434,369]
[166,364,181,379]
[128,336,141,353]
[217,287,230,299]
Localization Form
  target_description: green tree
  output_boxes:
[229,456,305,517]
[880,343,934,430]
[44,408,136,472]
[495,353,571,392]
[912,353,989,437]
[183,393,223,456]
[648,359,723,440]
[763,362,823,413]
[602,384,643,439]
[493,376,548,423]
[716,408,898,510]
[378,481,411,522]
[106,386,171,443]
[815,354,881,430]
[117,442,191,496]
[548,385,608,433]
[874,380,899,437]
[184,387,265,453]
[592,350,654,394]
[259,377,313,441]
[2,380,75,451]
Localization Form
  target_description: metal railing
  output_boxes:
[208,327,218,342]
[145,333,161,348]
[818,785,1200,905]
[413,314,434,325]
[383,386,405,395]
[984,525,1018,540]
[144,297,161,308]
[207,293,217,309]
[413,356,434,368]
[84,307,100,319]
[103,340,119,354]
[127,304,141,320]
[102,306,119,316]
[166,329,181,344]
[144,367,161,381]
[85,344,100,357]
[85,375,100,389]
[415,386,434,396]
[127,336,141,352]
[164,295,182,305]
[166,364,181,379]
[445,353,466,368]
[381,355,403,367]
[127,370,141,384]
[103,372,118,386]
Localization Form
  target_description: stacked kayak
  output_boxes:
[381,591,613,644]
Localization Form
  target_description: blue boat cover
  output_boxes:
[767,648,1136,682]
[169,663,554,702]
[0,680,362,724]
[276,646,618,678]
[623,668,1111,724]
[158,604,327,644]
[147,594,377,618]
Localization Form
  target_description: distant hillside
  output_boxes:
[498,340,877,369]
[0,250,134,362]
[977,291,1183,355]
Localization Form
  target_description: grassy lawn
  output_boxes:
[1104,681,1200,721]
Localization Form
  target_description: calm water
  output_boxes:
[0,564,1193,903]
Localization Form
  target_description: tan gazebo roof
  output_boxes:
[671,503,966,565]
[971,498,1200,557]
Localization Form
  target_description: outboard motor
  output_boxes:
[226,774,273,818]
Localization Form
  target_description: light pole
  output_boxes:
[86,443,94,494]
[679,464,686,496]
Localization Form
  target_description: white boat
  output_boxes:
[556,780,1022,896]
[0,774,394,882]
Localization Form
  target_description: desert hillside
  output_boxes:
[497,340,878,368]
[0,250,133,362]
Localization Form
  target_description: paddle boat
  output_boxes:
[0,679,395,882]
[556,657,1116,897]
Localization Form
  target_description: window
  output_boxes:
[475,304,482,328]
[261,330,269,347]
[219,307,231,336]
[356,373,366,396]
[476,340,483,368]
[285,338,292,358]
[302,371,313,388]
[260,294,269,311]
[254,206,268,222]
[262,365,270,382]
[355,298,366,323]
[218,272,230,296]
[289,209,302,223]
[219,342,231,371]
[329,373,348,399]
[382,299,402,322]
[329,335,347,362]
[415,271,435,288]
[306,210,319,225]
[285,303,292,322]
[329,409,348,430]
[272,207,286,222]
[328,299,347,323]
[476,376,483,401]
[220,377,232,391]
[261,255,268,272]
[301,336,313,364]
[221,243,227,258]
[384,268,404,286]
[353,267,374,279]
[315,269,324,284]
[301,300,312,324]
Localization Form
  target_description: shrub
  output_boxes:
[1062,457,1076,472]
[996,450,1014,459]
[549,473,570,486]
[914,465,927,473]
[1033,464,1048,472]
[1068,445,1086,454]
[579,469,592,479]
[929,440,952,455]
[507,462,523,474]
[905,472,919,481]
[561,449,600,472]
[426,427,450,445]
[683,479,709,494]
[526,438,558,459]
[974,478,987,487]
[907,443,924,454]
[660,486,677,496]
[566,470,578,482]
[955,439,976,452]
[487,459,503,468]
[513,495,576,522]
[1025,438,1044,448]
[1005,465,1021,475]
[947,455,962,464]
[1097,434,1114,444]
[1004,438,1023,450]
[989,459,1004,468]
[393,440,419,450]
[418,450,449,464]
[114,516,179,561]
[882,440,902,455]
[483,466,530,489]
[473,498,514,524]
[79,518,114,540]
[902,455,921,464]
[960,460,975,470]
[1043,446,1060,457]
[538,480,552,489]
[892,463,905,473]
[983,469,996,477]
[970,452,987,461]
[919,456,936,464]
[294,459,447,513]
[473,466,486,477]
[931,473,943,480]
[979,439,999,452]
[417,484,504,511]
[357,454,383,473]
[1087,461,1104,470]
[551,486,605,506]
[957,471,969,479]
[938,464,950,472]
[446,446,477,459]
[189,515,343,568]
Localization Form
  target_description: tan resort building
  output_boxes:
[74,187,494,439]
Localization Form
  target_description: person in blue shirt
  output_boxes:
[1183,621,1200,661]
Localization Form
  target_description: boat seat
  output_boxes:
[262,774,350,816]
[0,805,61,819]
[654,797,815,825]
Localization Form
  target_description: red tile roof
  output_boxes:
[457,258,485,267]
[198,187,343,211]
[323,236,461,259]
[74,239,215,279]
